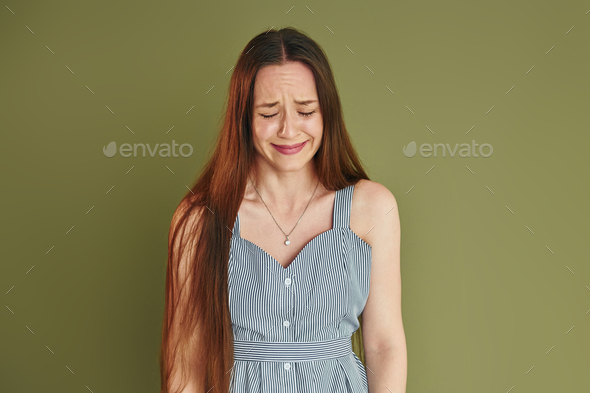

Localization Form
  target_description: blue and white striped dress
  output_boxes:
[228,184,372,393]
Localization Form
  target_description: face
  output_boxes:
[251,61,323,173]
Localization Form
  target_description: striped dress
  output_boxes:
[228,184,372,393]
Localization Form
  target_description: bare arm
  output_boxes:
[361,183,407,393]
[165,202,206,393]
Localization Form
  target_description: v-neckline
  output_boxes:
[234,189,339,270]
[237,227,337,270]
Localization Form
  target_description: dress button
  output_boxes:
[284,277,292,286]
[283,320,290,328]
[284,363,291,370]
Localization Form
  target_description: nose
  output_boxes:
[277,109,298,138]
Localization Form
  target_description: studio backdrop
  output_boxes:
[1,0,589,392]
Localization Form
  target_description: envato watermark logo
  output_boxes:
[103,141,193,158]
[403,140,493,158]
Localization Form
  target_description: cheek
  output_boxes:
[252,120,273,140]
[310,116,324,139]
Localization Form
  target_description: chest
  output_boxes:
[237,192,337,269]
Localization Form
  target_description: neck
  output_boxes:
[249,161,320,214]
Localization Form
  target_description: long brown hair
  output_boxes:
[160,27,370,393]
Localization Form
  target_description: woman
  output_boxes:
[160,27,406,393]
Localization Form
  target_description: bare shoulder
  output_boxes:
[353,179,398,220]
[352,179,399,246]
[172,198,204,228]
[168,199,207,286]
[169,198,206,251]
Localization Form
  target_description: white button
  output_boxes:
[284,363,291,370]
[283,320,290,328]
[284,277,292,286]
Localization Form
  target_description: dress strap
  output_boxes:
[333,184,354,229]
[233,211,241,238]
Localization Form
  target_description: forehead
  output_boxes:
[253,61,317,101]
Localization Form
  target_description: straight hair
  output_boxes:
[160,27,370,393]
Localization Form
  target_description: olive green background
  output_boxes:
[1,0,589,391]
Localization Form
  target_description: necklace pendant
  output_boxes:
[285,236,290,246]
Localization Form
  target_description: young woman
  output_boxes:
[160,27,406,393]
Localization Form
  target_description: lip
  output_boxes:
[271,140,308,155]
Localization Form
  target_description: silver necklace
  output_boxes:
[250,176,321,246]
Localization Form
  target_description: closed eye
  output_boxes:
[260,111,315,119]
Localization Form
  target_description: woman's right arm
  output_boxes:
[165,202,206,393]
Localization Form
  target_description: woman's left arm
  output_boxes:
[360,182,406,393]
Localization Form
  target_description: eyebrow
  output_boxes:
[255,99,317,109]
